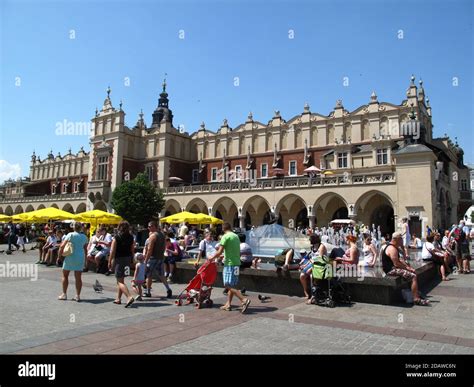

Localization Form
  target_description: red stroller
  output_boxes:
[175,260,217,309]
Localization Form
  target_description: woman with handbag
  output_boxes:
[58,222,88,302]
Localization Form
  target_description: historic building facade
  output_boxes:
[0,76,471,237]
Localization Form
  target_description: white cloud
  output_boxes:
[0,160,22,182]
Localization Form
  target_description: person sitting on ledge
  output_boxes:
[382,232,430,306]
[422,234,451,281]
[274,248,299,271]
[238,233,254,269]
[335,235,360,265]
[409,234,422,249]
[360,234,378,267]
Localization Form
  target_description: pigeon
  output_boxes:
[258,294,270,302]
[93,279,103,293]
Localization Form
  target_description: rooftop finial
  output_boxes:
[107,85,111,98]
[370,91,378,102]
[419,79,423,87]
[119,99,123,111]
[139,109,144,120]
[304,102,310,113]
[410,75,415,86]
[162,73,168,92]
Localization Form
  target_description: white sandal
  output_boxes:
[58,294,67,300]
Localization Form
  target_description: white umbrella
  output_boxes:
[304,166,321,173]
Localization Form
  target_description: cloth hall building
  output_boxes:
[0,77,471,237]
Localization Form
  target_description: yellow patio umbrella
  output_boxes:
[74,210,123,236]
[0,214,12,223]
[12,207,75,223]
[160,211,203,225]
[194,213,224,225]
[321,170,335,175]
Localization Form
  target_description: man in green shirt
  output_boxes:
[210,222,251,313]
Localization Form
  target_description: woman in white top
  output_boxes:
[422,234,450,281]
[360,235,378,267]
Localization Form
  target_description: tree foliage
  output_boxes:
[111,173,165,225]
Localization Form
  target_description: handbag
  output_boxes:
[63,241,74,257]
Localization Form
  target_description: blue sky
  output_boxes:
[1,0,473,181]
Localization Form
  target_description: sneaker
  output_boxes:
[167,276,174,284]
[144,292,152,298]
[223,289,229,295]
[166,289,173,298]
[35,261,41,264]
[135,296,143,301]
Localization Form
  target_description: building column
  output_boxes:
[308,215,316,229]
[239,216,246,230]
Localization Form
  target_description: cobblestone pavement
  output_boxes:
[1,246,473,354]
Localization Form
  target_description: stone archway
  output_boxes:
[314,193,348,227]
[25,205,34,213]
[14,205,24,214]
[275,194,307,229]
[76,203,87,214]
[212,196,239,227]
[242,195,272,228]
[185,198,207,214]
[355,190,395,235]
[94,201,107,211]
[50,203,59,209]
[37,204,46,210]
[62,203,74,214]
[5,206,13,216]
[164,199,181,217]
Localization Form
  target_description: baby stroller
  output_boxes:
[175,260,217,309]
[310,255,351,308]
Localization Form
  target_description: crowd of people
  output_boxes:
[1,216,473,309]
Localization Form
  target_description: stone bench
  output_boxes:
[172,260,437,305]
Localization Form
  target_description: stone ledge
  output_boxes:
[171,261,437,305]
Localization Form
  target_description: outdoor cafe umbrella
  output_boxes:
[12,207,75,223]
[74,209,123,236]
[160,211,206,225]
[194,213,224,225]
[160,211,223,225]
[0,214,12,223]
[304,165,321,178]
[272,168,285,176]
[303,166,321,174]
[321,170,334,175]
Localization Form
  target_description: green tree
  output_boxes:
[111,173,165,225]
